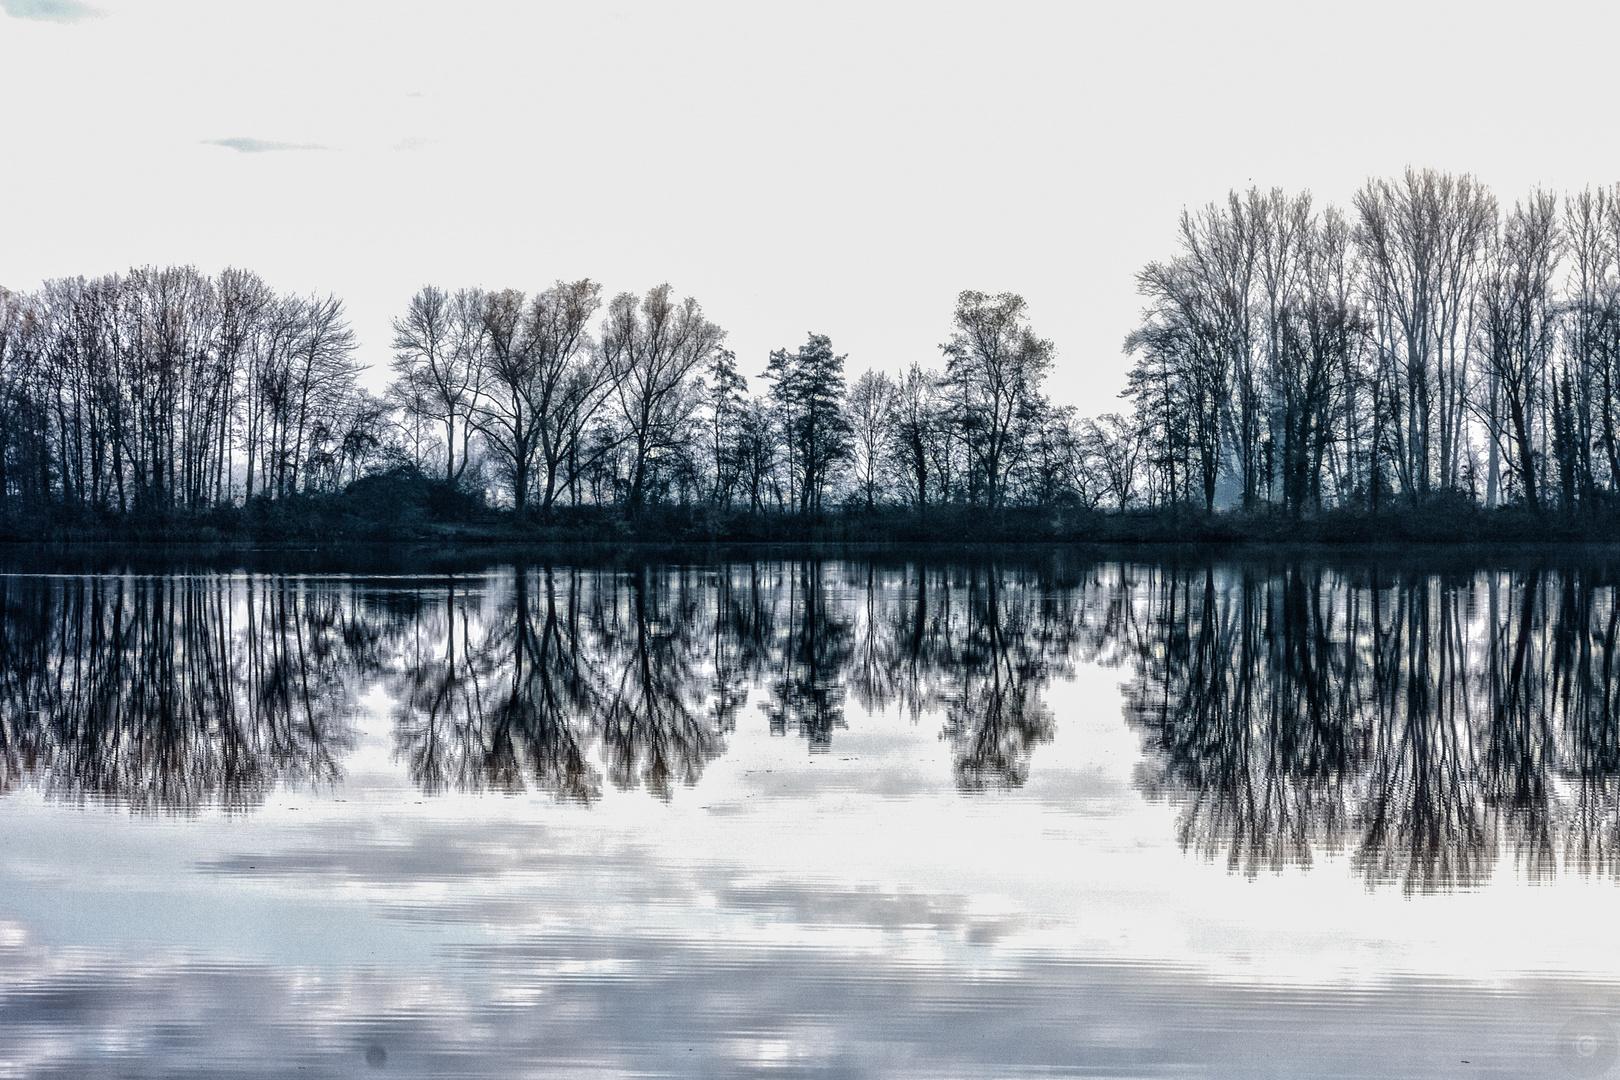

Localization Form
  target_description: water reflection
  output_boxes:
[0,574,359,813]
[0,563,1081,810]
[384,562,1075,800]
[7,558,1620,887]
[1123,562,1620,890]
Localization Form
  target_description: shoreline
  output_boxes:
[2,504,1618,548]
[6,534,1620,575]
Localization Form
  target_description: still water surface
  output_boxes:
[2,553,1619,1077]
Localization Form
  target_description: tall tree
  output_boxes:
[524,279,607,516]
[940,291,1053,510]
[846,369,894,510]
[888,363,938,512]
[1127,263,1225,512]
[389,285,487,483]
[1353,169,1494,504]
[601,284,724,512]
[1272,207,1358,515]
[279,293,359,498]
[1475,191,1561,514]
[1563,186,1620,501]
[1085,412,1144,510]
[1181,194,1262,508]
[765,333,851,514]
[473,288,543,511]
[700,348,747,510]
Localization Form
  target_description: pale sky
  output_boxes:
[3,0,1619,409]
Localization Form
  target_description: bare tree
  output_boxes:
[389,285,487,483]
[1181,194,1262,508]
[1353,169,1494,504]
[888,363,938,512]
[600,285,724,513]
[279,294,359,497]
[1563,186,1620,501]
[1086,412,1143,509]
[0,265,370,516]
[1273,206,1358,515]
[940,291,1053,510]
[1475,190,1561,513]
[213,268,272,502]
[524,279,607,516]
[846,369,895,510]
[1127,261,1225,512]
[473,288,543,511]
[734,397,777,513]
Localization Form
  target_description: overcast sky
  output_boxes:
[3,0,1619,407]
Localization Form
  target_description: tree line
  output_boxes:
[0,268,1096,522]
[377,170,1620,522]
[0,267,381,515]
[7,168,1620,532]
[384,282,1079,517]
[1124,170,1620,517]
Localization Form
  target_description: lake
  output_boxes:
[1,550,1618,1077]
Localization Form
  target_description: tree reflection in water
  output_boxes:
[7,557,1620,888]
[0,574,358,813]
[1123,562,1620,891]
[386,560,1065,796]
[388,570,604,802]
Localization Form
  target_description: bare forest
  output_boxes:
[5,168,1620,541]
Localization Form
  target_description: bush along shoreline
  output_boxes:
[4,466,1617,547]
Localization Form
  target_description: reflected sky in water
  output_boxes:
[2,555,1620,1076]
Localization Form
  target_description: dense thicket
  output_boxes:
[1124,172,1620,518]
[8,169,1620,538]
[0,267,381,517]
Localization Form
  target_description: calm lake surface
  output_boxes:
[3,550,1620,1077]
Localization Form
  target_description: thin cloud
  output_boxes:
[204,137,330,154]
[0,0,101,21]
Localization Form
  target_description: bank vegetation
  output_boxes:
[5,168,1620,542]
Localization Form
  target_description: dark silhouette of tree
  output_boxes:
[389,285,487,483]
[888,363,939,512]
[1563,187,1620,504]
[940,291,1052,510]
[1474,192,1560,514]
[846,369,894,510]
[734,397,778,513]
[765,333,852,514]
[700,348,748,510]
[1353,170,1495,505]
[601,285,724,513]
[472,288,544,512]
[1083,413,1141,510]
[1271,207,1358,515]
[1127,260,1225,512]
[525,280,611,515]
